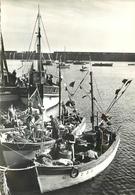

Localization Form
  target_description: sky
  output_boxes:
[2,0,135,52]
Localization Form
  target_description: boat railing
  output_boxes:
[43,85,59,94]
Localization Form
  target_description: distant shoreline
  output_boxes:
[5,51,135,62]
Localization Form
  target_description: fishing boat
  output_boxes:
[80,65,88,72]
[0,33,19,103]
[57,62,70,69]
[56,49,70,69]
[1,72,132,194]
[0,101,86,168]
[18,7,59,119]
[0,62,86,168]
[92,63,113,67]
[73,61,86,65]
[42,60,53,66]
[0,97,56,167]
[128,63,135,66]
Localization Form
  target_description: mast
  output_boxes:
[59,58,62,121]
[36,5,43,101]
[90,71,95,130]
[0,1,9,86]
[37,5,42,78]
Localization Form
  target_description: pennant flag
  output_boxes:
[93,97,96,101]
[101,113,108,122]
[115,89,121,95]
[65,100,75,107]
[125,80,132,86]
[64,83,68,91]
[69,81,75,87]
[82,95,87,98]
[122,79,128,84]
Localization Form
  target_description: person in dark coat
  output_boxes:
[50,115,59,139]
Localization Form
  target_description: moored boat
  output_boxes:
[80,65,88,72]
[92,63,113,67]
[18,7,59,119]
[128,63,135,66]
[57,62,70,69]
[1,71,131,194]
[73,61,86,65]
[3,133,119,193]
[0,118,55,167]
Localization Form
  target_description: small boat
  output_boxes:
[57,62,70,69]
[0,104,56,167]
[80,66,88,72]
[56,49,70,69]
[42,60,53,66]
[92,63,113,67]
[2,72,132,194]
[73,61,86,65]
[128,63,135,66]
[18,8,59,119]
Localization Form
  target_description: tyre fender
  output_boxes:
[70,167,79,178]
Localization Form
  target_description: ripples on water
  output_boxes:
[2,61,135,195]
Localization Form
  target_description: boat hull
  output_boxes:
[5,135,120,193]
[0,87,19,102]
[92,63,113,67]
[0,139,55,167]
[37,135,120,193]
[80,69,87,72]
[57,66,70,69]
[0,142,40,167]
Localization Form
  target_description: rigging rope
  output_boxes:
[72,71,89,97]
[27,16,38,59]
[106,81,126,113]
[0,142,35,168]
[106,80,132,114]
[41,17,52,54]
[93,74,104,112]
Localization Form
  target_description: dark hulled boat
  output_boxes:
[92,63,113,67]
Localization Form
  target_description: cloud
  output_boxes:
[2,0,135,52]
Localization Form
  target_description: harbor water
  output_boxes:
[1,60,135,195]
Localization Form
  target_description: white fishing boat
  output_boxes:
[1,72,132,194]
[0,113,56,167]
[3,133,119,193]
[18,7,59,119]
[80,65,88,72]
